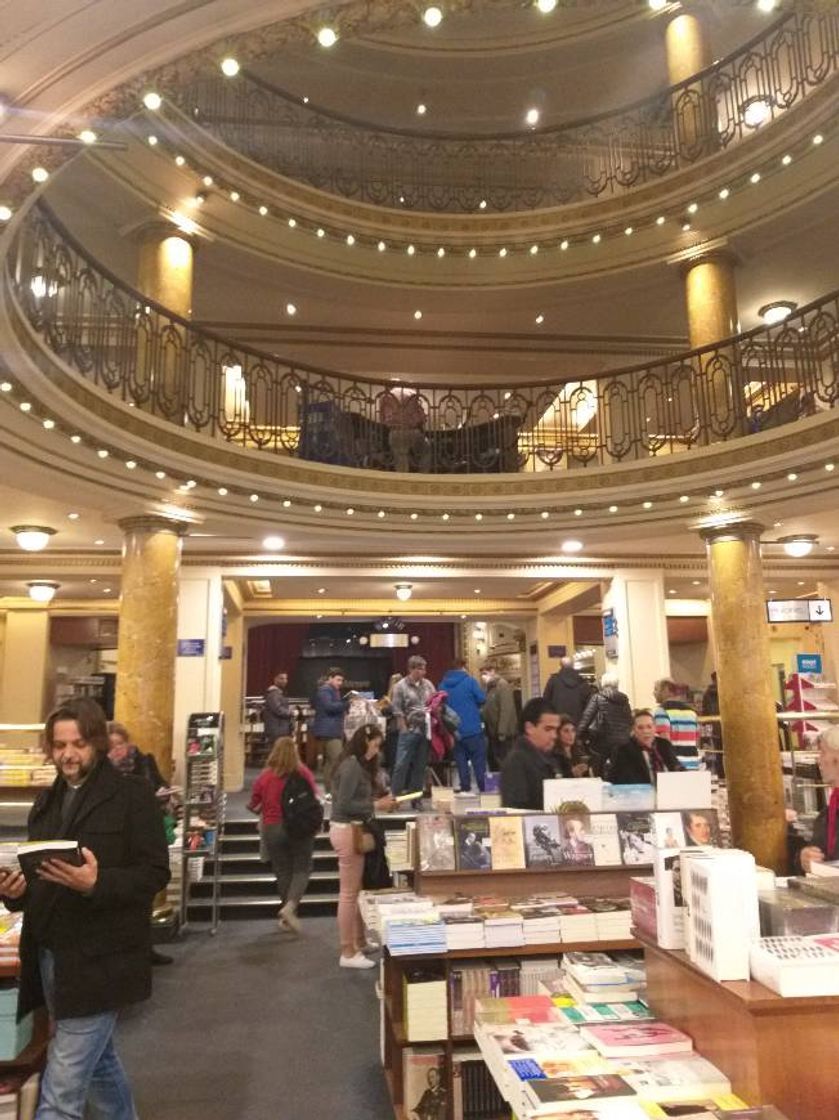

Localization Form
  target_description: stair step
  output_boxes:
[204,871,339,885]
[210,851,337,864]
[187,893,338,920]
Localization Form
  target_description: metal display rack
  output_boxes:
[179,711,225,935]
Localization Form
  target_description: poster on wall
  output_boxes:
[602,609,618,661]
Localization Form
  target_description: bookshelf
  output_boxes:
[179,712,225,935]
[414,864,643,899]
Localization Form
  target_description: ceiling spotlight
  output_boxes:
[478,200,487,210]
[288,218,297,228]
[780,534,817,558]
[377,510,386,518]
[147,135,158,147]
[410,513,419,521]
[529,244,539,255]
[27,581,60,603]
[592,233,602,244]
[643,501,653,510]
[507,513,516,521]
[750,171,761,184]
[757,0,777,9]
[719,187,730,200]
[649,0,667,8]
[94,538,105,546]
[422,6,443,27]
[31,167,49,184]
[218,487,228,496]
[560,239,569,250]
[11,526,56,552]
[346,234,355,246]
[262,535,285,551]
[78,129,97,145]
[473,588,481,594]
[655,215,666,226]
[687,202,699,215]
[525,107,540,127]
[378,241,387,252]
[175,155,185,167]
[787,472,798,482]
[142,92,162,111]
[155,470,166,480]
[286,302,297,316]
[609,505,619,513]
[561,539,584,553]
[42,419,55,430]
[499,247,507,258]
[346,507,355,515]
[437,247,445,258]
[759,300,797,326]
[125,460,137,470]
[317,587,326,594]
[414,310,423,320]
[249,493,259,502]
[67,512,79,520]
[417,103,427,115]
[70,434,81,444]
[468,248,477,259]
[220,57,240,77]
[535,314,544,325]
[826,463,835,472]
[574,508,583,517]
[751,480,762,489]
[258,205,268,216]
[229,190,240,202]
[624,226,633,236]
[781,154,792,166]
[536,0,557,11]
[97,449,109,459]
[314,504,322,512]
[395,583,413,602]
[742,96,771,128]
[316,228,325,238]
[441,513,449,521]
[317,26,338,47]
[475,513,483,521]
[813,133,824,145]
[19,402,32,412]
[679,495,690,503]
[407,244,415,256]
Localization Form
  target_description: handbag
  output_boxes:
[352,821,376,854]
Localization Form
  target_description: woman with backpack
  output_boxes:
[247,736,322,935]
[330,724,396,969]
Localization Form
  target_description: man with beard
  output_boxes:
[0,698,169,1119]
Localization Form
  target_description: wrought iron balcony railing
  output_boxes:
[172,7,839,213]
[7,202,839,475]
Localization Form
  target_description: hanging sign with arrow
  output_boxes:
[766,599,833,623]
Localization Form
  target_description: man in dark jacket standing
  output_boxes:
[313,666,348,789]
[263,669,293,746]
[543,658,592,725]
[500,698,561,810]
[0,698,169,1120]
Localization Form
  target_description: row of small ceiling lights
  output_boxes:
[142,100,826,260]
[2,378,837,534]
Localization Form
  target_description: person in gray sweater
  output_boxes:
[329,725,395,969]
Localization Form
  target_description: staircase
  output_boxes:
[186,813,410,922]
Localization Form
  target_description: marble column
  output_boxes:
[664,10,716,160]
[602,571,671,708]
[682,251,739,350]
[700,520,787,872]
[0,607,50,742]
[114,515,187,780]
[137,225,195,318]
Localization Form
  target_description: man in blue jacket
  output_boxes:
[439,659,487,792]
[313,667,348,789]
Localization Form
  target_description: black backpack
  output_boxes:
[281,771,324,838]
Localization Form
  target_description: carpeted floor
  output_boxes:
[118,918,392,1119]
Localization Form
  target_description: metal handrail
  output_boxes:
[174,7,839,212]
[9,201,839,475]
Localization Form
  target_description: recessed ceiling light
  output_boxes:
[220,57,240,77]
[592,233,601,244]
[759,301,797,326]
[217,487,228,496]
[714,489,725,497]
[475,513,483,521]
[417,103,427,115]
[286,302,297,316]
[499,247,507,258]
[317,26,338,47]
[655,215,666,226]
[377,510,386,518]
[70,434,81,444]
[185,480,196,489]
[679,495,690,503]
[468,248,477,258]
[316,228,325,238]
[31,167,49,183]
[609,505,618,513]
[407,244,415,256]
[535,314,544,325]
[317,587,326,594]
[750,172,761,184]
[96,448,108,458]
[797,580,806,586]
[282,499,292,508]
[478,199,487,210]
[719,187,730,200]
[686,202,699,215]
[525,107,540,127]
[414,310,423,320]
[346,507,355,515]
[692,580,701,586]
[410,512,419,520]
[828,546,836,552]
[441,513,449,521]
[757,0,777,10]
[67,512,79,520]
[0,206,11,223]
[314,504,322,512]
[648,0,667,9]
[473,588,481,594]
[787,472,798,481]
[536,0,557,12]
[155,470,166,480]
[258,205,268,216]
[574,508,583,517]
[346,234,355,246]
[249,493,259,502]
[507,512,516,520]
[540,511,549,519]
[813,133,824,145]
[624,226,633,236]
[643,501,653,509]
[560,239,569,250]
[94,538,105,546]
[825,463,835,472]
[751,480,762,489]
[147,135,158,146]
[143,92,162,111]
[781,153,792,166]
[668,588,677,595]
[229,190,240,202]
[263,535,285,550]
[19,402,32,412]
[78,129,97,145]
[423,6,443,28]
[288,218,297,228]
[0,380,10,390]
[681,222,692,232]
[561,539,583,553]
[174,155,185,167]
[125,460,137,470]
[316,614,323,620]
[42,419,55,430]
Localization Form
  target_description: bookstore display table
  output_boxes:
[413,864,642,899]
[639,932,839,1120]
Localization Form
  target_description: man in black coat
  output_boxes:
[608,709,684,785]
[500,698,561,810]
[543,658,593,725]
[0,698,169,1119]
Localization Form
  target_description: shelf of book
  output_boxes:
[637,929,839,1120]
[414,864,645,899]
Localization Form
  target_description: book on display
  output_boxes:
[543,778,604,813]
[603,784,655,812]
[488,815,526,870]
[524,815,565,867]
[402,1047,446,1120]
[558,811,597,867]
[683,849,759,981]
[616,1054,731,1102]
[617,813,655,865]
[748,935,839,996]
[520,1071,638,1114]
[454,818,492,870]
[417,815,456,871]
[651,812,687,850]
[807,858,839,877]
[580,1021,693,1058]
[652,849,688,950]
[558,1001,652,1025]
[590,815,623,867]
[680,809,721,848]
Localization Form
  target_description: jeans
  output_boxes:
[319,738,344,791]
[454,733,488,793]
[37,950,137,1120]
[390,730,428,797]
[329,824,365,956]
[263,823,314,910]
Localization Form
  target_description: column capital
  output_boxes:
[695,516,765,545]
[668,238,740,276]
[125,217,202,253]
[117,515,190,537]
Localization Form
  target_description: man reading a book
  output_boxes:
[0,698,170,1120]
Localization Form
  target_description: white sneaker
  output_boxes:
[339,952,376,970]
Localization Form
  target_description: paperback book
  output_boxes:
[454,818,492,871]
[524,815,565,867]
[617,814,655,865]
[14,841,83,884]
[488,816,526,871]
[418,815,456,872]
[580,1021,694,1058]
[558,811,596,867]
[521,1072,637,1114]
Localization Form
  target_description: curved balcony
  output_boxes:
[172,8,839,214]
[6,201,839,480]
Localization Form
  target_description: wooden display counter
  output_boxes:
[639,931,839,1120]
[414,863,645,899]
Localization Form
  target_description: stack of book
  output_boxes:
[442,914,485,951]
[584,897,634,940]
[749,934,839,996]
[759,886,839,937]
[519,957,563,996]
[403,969,447,1041]
[483,910,525,948]
[384,914,447,956]
[683,849,760,981]
[557,903,599,942]
[562,952,641,1005]
[519,906,562,945]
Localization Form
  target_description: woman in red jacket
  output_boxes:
[248,737,319,933]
